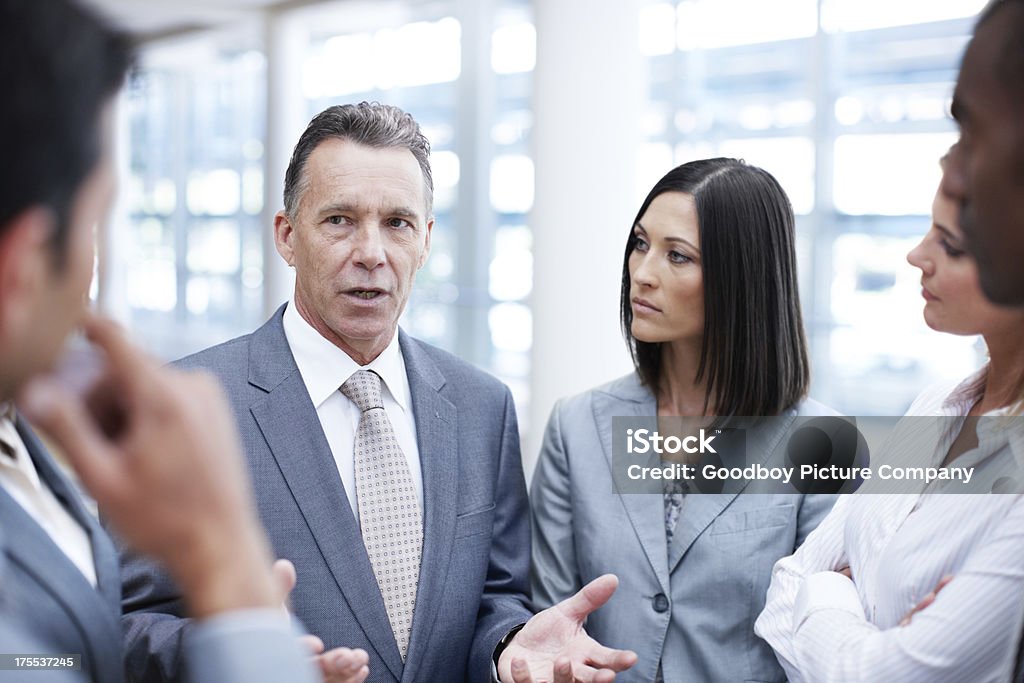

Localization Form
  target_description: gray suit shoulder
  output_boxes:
[405,335,512,399]
[547,372,646,422]
[551,375,838,421]
[175,333,253,372]
[172,334,257,399]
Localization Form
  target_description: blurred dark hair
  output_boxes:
[978,0,1024,100]
[619,158,810,416]
[0,0,132,266]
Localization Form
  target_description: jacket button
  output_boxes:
[653,593,669,613]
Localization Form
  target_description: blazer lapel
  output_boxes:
[17,420,122,617]
[665,493,740,573]
[593,378,671,595]
[396,332,458,683]
[0,426,122,678]
[247,313,403,680]
[666,413,797,573]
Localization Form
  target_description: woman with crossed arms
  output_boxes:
[754,160,1024,682]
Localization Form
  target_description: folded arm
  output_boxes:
[787,499,1024,682]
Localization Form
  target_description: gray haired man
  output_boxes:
[120,102,637,683]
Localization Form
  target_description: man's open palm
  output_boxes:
[498,574,637,683]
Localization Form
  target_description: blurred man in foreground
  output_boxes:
[0,1,330,680]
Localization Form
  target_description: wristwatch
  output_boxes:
[493,623,527,673]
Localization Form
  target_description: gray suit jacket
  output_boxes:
[0,420,319,683]
[0,419,124,683]
[1013,605,1024,683]
[530,373,837,683]
[120,306,533,683]
[0,610,79,682]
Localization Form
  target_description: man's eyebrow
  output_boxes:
[316,203,356,216]
[387,206,419,219]
[314,203,420,219]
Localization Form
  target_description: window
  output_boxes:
[119,33,266,359]
[640,0,982,414]
[119,1,535,420]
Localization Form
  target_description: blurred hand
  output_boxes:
[273,558,298,617]
[498,574,637,683]
[276,558,370,683]
[19,313,276,618]
[316,647,370,683]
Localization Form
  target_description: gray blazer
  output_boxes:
[530,373,837,683]
[0,609,79,682]
[0,419,124,683]
[120,306,533,683]
[0,420,320,683]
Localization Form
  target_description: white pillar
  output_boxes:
[527,0,643,477]
[262,9,306,317]
[98,94,133,325]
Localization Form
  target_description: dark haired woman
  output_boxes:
[529,158,837,682]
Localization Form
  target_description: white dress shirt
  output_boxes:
[282,301,423,523]
[0,406,97,587]
[755,367,1024,683]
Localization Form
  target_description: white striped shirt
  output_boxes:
[754,368,1024,682]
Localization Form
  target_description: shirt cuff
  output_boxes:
[793,571,865,632]
[187,608,317,683]
[491,623,527,682]
[193,608,292,635]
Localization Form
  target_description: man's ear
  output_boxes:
[273,210,296,266]
[0,207,56,332]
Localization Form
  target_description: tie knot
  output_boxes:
[341,370,384,412]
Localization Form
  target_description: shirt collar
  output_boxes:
[282,300,411,413]
[0,405,41,491]
[0,404,17,465]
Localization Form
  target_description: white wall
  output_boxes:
[526,0,643,478]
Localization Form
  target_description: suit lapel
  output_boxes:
[665,413,797,573]
[396,332,457,683]
[665,493,739,573]
[593,379,671,595]
[247,313,404,680]
[0,424,122,677]
[17,420,122,615]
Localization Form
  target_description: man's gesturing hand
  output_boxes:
[498,574,637,683]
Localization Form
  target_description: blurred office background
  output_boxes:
[84,0,986,474]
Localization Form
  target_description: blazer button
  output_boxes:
[652,593,669,613]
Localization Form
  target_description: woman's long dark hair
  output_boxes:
[620,158,810,416]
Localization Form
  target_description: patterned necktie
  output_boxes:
[664,479,688,546]
[341,370,422,660]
